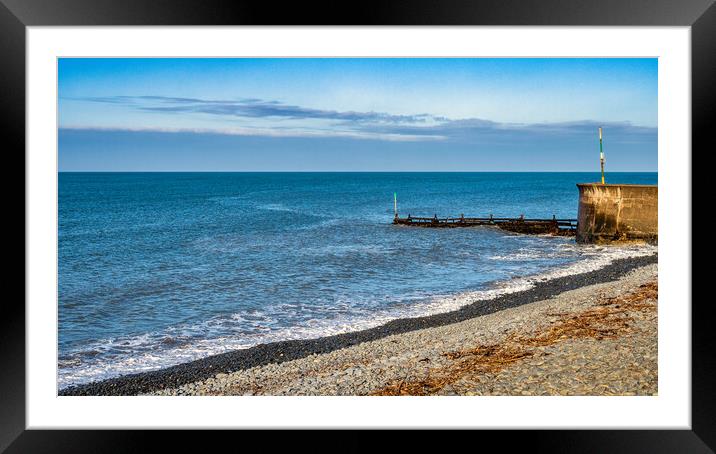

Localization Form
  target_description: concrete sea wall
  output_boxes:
[576,183,658,244]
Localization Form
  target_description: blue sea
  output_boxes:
[58,172,657,388]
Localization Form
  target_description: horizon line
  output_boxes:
[58,170,658,173]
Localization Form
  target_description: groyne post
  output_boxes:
[599,127,606,184]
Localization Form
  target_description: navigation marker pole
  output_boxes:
[394,192,398,218]
[599,127,605,184]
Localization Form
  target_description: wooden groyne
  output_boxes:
[393,214,577,236]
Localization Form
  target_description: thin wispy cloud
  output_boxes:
[59,124,445,142]
[357,118,656,141]
[63,95,655,143]
[74,95,440,124]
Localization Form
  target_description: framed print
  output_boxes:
[5,0,714,451]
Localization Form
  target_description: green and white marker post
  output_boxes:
[599,127,606,184]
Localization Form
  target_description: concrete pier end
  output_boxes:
[576,183,658,244]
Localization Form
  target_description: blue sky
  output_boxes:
[58,58,658,171]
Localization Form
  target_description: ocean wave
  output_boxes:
[257,203,303,214]
[302,243,392,257]
[410,243,656,317]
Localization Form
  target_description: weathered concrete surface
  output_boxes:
[576,183,658,244]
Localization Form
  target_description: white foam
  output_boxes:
[489,249,545,261]
[258,203,300,214]
[303,243,390,256]
[406,243,656,317]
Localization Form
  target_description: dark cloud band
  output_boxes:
[65,95,656,142]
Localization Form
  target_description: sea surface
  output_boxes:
[58,172,657,388]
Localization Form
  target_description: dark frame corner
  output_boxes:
[5,0,713,452]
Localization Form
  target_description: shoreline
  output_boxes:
[60,253,657,396]
[166,262,656,397]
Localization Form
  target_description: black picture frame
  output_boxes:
[4,0,712,451]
